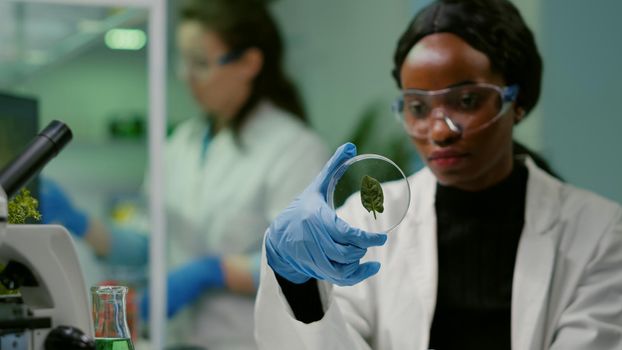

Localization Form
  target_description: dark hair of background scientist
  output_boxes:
[180,0,307,137]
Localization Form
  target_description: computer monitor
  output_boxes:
[0,91,40,200]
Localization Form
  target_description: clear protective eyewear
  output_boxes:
[177,50,243,81]
[392,83,519,138]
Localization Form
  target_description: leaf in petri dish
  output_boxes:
[360,175,384,219]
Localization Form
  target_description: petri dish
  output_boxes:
[326,154,410,233]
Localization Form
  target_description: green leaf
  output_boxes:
[360,175,384,220]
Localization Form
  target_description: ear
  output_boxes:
[238,47,264,80]
[513,104,526,125]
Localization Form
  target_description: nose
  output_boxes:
[429,110,461,147]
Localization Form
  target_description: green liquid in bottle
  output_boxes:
[95,338,135,350]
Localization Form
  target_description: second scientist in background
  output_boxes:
[159,0,327,346]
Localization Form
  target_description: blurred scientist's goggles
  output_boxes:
[177,50,243,81]
[393,83,519,138]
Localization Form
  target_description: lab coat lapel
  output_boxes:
[415,174,438,323]
[403,169,438,343]
[512,159,561,350]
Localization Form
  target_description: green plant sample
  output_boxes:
[360,175,384,219]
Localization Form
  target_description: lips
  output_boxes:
[428,149,469,168]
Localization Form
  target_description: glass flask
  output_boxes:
[91,285,135,350]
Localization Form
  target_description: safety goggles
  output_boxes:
[392,83,519,138]
[177,50,243,81]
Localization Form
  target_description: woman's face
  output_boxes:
[400,33,519,191]
[177,20,253,122]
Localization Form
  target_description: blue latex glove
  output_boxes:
[39,178,89,237]
[140,256,225,320]
[265,143,388,286]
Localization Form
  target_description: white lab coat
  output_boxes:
[164,101,328,349]
[254,158,622,350]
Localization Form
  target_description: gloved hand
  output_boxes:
[140,256,225,320]
[40,178,89,237]
[265,143,388,286]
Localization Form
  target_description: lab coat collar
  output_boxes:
[400,167,438,344]
[410,167,437,225]
[512,157,562,350]
[522,156,563,235]
[238,100,283,146]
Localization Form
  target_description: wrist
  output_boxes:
[265,240,310,284]
[221,255,257,293]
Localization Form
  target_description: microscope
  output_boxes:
[0,121,95,349]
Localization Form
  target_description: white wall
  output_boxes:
[539,0,622,203]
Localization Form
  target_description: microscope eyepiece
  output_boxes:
[0,120,72,198]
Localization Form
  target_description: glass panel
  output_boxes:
[0,3,150,347]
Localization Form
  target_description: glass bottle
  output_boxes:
[91,285,135,350]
